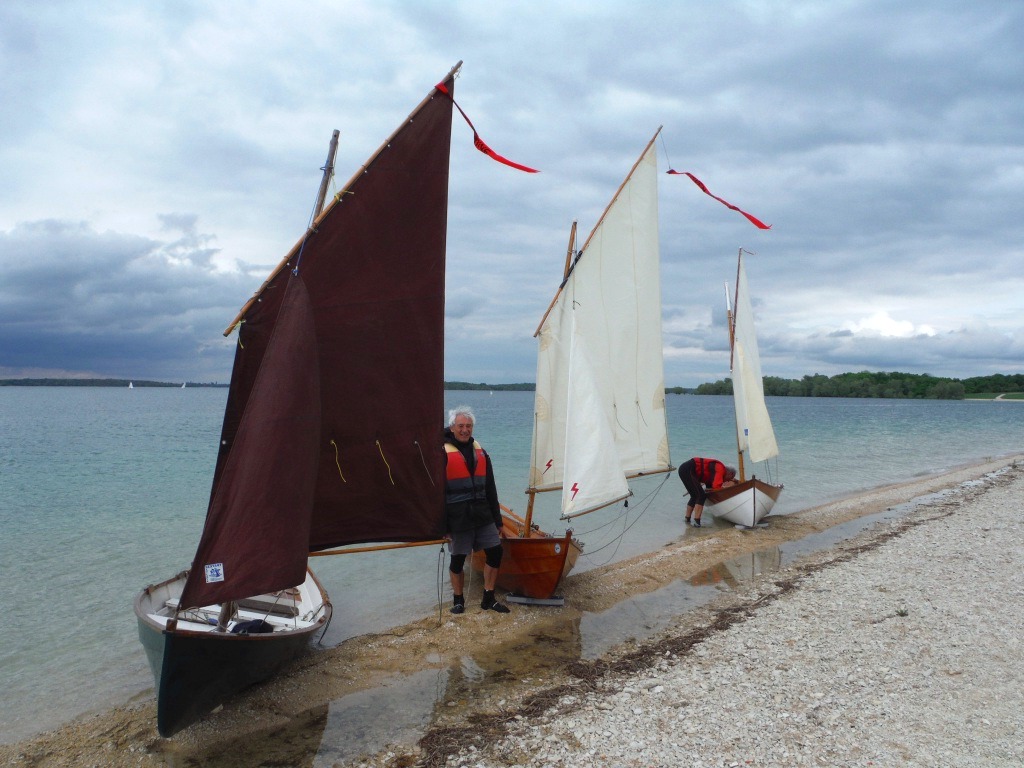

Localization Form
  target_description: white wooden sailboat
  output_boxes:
[705,248,783,528]
[484,130,674,601]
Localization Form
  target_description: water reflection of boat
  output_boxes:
[689,546,782,589]
[318,617,585,763]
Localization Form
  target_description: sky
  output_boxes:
[2,1,1022,387]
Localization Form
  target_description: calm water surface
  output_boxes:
[0,387,1020,743]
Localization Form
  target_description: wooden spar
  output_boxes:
[557,465,675,521]
[533,127,662,338]
[576,126,662,255]
[309,539,447,556]
[561,220,577,281]
[533,220,577,337]
[726,300,746,483]
[525,219,578,533]
[313,130,340,219]
[521,490,538,538]
[223,60,464,336]
[728,248,746,483]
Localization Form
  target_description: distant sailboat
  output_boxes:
[128,382,134,389]
[181,382,186,389]
[704,249,783,528]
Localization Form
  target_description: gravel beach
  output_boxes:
[425,460,1024,768]
[3,456,1021,767]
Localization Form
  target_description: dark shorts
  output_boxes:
[447,523,501,556]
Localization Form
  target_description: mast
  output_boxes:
[313,130,340,218]
[224,60,463,337]
[522,220,578,536]
[725,267,746,482]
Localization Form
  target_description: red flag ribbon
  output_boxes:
[667,170,770,229]
[435,82,539,173]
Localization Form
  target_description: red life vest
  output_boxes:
[445,440,488,503]
[693,457,727,488]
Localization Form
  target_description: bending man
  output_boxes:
[678,456,737,527]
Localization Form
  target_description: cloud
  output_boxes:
[0,219,249,381]
[0,1,1022,385]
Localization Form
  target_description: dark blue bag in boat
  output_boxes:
[230,619,274,634]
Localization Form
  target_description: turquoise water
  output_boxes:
[0,387,1021,743]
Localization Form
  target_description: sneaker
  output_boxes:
[483,601,510,613]
[451,603,465,614]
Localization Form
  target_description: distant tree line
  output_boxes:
[6,373,1022,400]
[691,371,1024,400]
[444,381,535,391]
[0,378,226,387]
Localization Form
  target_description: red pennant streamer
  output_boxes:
[435,82,539,173]
[667,170,770,229]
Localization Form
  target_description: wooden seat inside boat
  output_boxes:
[164,593,301,619]
[237,594,300,617]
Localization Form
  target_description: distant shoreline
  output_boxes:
[0,379,227,388]
[2,378,1021,400]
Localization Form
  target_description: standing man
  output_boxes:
[678,456,737,527]
[443,405,510,614]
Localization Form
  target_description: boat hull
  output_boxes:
[705,478,782,528]
[134,567,332,737]
[472,510,583,599]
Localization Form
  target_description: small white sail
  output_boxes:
[530,133,671,519]
[731,252,778,463]
[561,313,630,515]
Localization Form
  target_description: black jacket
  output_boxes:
[443,427,501,532]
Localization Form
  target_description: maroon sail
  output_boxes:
[180,69,456,608]
[180,273,320,608]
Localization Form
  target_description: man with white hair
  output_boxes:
[443,405,510,614]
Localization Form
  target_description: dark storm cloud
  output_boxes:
[1,1,1021,384]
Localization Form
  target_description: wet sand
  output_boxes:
[2,454,1020,767]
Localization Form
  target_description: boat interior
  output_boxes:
[140,574,326,634]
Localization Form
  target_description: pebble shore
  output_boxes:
[437,463,1024,768]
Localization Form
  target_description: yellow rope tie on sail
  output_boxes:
[414,440,435,486]
[334,189,354,202]
[376,440,395,485]
[233,320,245,349]
[329,439,346,483]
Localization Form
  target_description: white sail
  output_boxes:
[560,313,631,515]
[530,133,672,519]
[731,252,778,463]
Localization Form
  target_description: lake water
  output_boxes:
[0,387,1020,743]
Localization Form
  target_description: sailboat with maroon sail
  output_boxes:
[134,64,464,737]
[477,129,675,602]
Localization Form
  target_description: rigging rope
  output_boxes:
[575,472,673,565]
[329,439,347,482]
[376,440,395,485]
[414,440,436,486]
[435,543,446,626]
